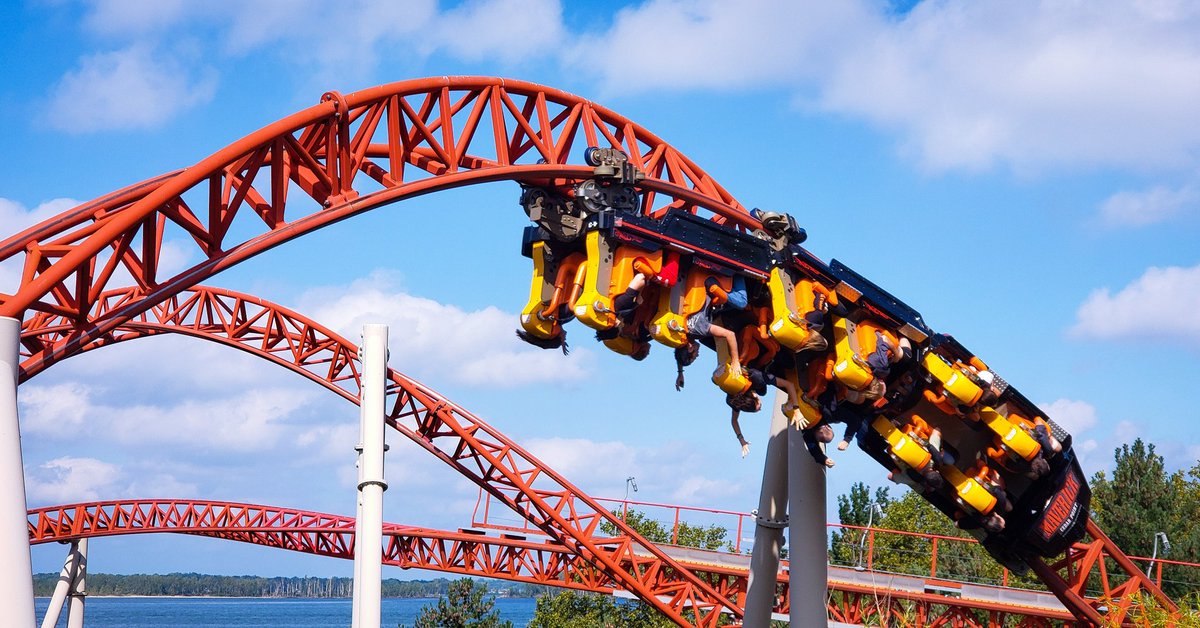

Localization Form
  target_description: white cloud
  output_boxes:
[26,457,122,504]
[1098,183,1198,227]
[567,0,868,93]
[521,436,742,506]
[104,388,318,451]
[18,382,96,434]
[82,0,191,36]
[21,374,319,452]
[427,0,565,63]
[1041,398,1098,436]
[297,272,594,387]
[123,472,199,499]
[0,197,80,234]
[1114,419,1141,443]
[44,45,216,133]
[669,475,740,504]
[1070,264,1200,344]
[569,0,1200,174]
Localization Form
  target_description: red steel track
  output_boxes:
[0,76,753,376]
[28,498,1078,626]
[22,284,1179,624]
[3,76,1178,624]
[19,284,740,626]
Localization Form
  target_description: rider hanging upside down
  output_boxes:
[727,367,805,457]
[675,275,748,390]
[593,261,663,360]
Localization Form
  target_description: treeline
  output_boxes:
[31,573,549,599]
[832,438,1200,597]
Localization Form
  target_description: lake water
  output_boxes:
[34,596,539,627]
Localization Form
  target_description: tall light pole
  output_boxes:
[856,502,885,571]
[623,476,637,521]
[1147,532,1170,578]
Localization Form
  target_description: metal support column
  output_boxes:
[67,538,87,628]
[789,417,828,626]
[352,324,388,628]
[41,540,80,628]
[0,316,35,627]
[743,392,790,627]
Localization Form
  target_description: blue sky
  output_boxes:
[2,0,1199,578]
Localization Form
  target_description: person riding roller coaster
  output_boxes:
[515,304,571,354]
[674,275,748,389]
[593,257,662,360]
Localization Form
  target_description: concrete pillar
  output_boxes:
[0,316,35,627]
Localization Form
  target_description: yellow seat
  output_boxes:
[940,465,998,516]
[573,231,661,331]
[649,269,731,349]
[602,335,643,358]
[979,408,1041,462]
[766,268,818,351]
[649,289,688,348]
[832,317,874,390]
[922,353,983,407]
[520,244,585,340]
[711,334,750,395]
[871,417,932,471]
[520,241,559,339]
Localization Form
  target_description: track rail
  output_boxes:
[19,284,738,626]
[30,498,1079,626]
[0,76,755,378]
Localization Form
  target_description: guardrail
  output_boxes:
[472,489,1200,595]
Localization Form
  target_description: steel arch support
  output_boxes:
[19,285,738,626]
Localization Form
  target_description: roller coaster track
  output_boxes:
[2,77,1178,624]
[19,283,741,626]
[28,498,1080,626]
[19,283,1178,625]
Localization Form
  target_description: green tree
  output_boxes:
[1091,439,1176,558]
[1091,439,1200,597]
[408,578,512,628]
[535,509,734,626]
[527,590,673,628]
[829,481,890,566]
[599,509,729,551]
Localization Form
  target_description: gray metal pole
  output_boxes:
[743,393,790,627]
[0,316,36,627]
[788,417,829,626]
[352,325,388,628]
[66,538,87,628]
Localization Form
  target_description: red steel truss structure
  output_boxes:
[2,76,1180,624]
[19,284,740,626]
[21,284,1183,624]
[25,498,1079,626]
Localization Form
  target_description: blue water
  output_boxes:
[34,596,538,627]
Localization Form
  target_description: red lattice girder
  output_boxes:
[1029,518,1177,625]
[30,499,1083,626]
[19,285,738,627]
[28,499,611,593]
[0,77,758,379]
